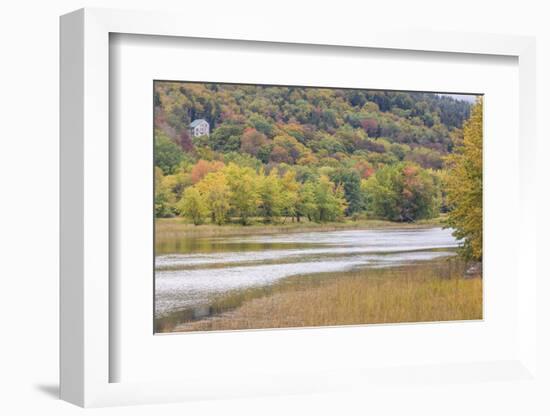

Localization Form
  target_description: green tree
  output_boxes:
[445,99,483,260]
[155,167,175,217]
[363,164,403,220]
[248,113,275,137]
[209,122,245,152]
[312,175,347,222]
[177,187,209,225]
[296,181,317,222]
[155,131,184,174]
[329,168,362,215]
[363,162,440,221]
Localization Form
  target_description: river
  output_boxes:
[155,227,459,323]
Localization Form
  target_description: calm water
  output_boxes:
[155,227,459,320]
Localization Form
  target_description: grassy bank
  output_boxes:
[160,258,482,333]
[156,215,447,241]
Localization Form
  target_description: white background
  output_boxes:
[1,0,548,415]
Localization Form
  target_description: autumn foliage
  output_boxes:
[190,159,225,184]
[153,82,480,231]
[445,99,483,260]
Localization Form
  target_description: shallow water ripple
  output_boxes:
[155,227,459,316]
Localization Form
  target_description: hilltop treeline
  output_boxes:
[155,82,474,224]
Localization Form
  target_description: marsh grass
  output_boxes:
[156,257,482,333]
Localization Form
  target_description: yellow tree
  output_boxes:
[445,99,483,260]
[154,167,175,217]
[280,170,300,222]
[223,163,260,225]
[257,168,283,223]
[177,187,209,225]
[197,171,231,225]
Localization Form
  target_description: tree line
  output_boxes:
[156,158,442,225]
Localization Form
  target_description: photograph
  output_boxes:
[153,81,483,333]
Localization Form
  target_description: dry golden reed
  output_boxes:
[174,262,482,332]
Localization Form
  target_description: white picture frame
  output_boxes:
[60,7,538,408]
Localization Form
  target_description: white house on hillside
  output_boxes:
[189,119,210,137]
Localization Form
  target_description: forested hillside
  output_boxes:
[154,82,476,226]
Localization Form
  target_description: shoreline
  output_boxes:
[156,215,448,240]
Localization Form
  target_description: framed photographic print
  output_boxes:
[60,8,539,408]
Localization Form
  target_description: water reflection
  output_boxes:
[155,227,459,323]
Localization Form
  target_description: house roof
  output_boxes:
[189,119,208,128]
